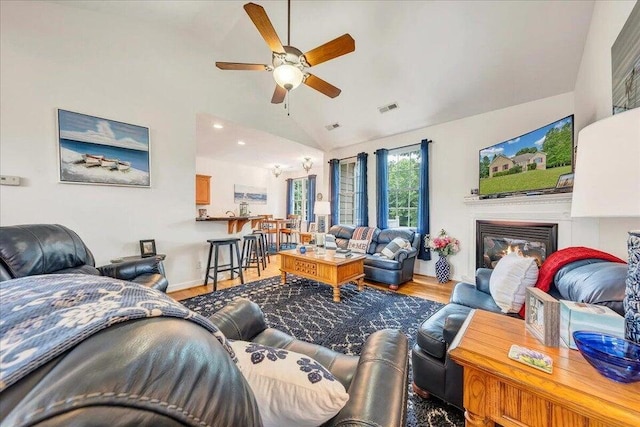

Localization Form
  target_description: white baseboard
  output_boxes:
[167,279,202,293]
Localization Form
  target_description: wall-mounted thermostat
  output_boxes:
[0,175,21,186]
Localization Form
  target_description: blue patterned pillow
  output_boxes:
[229,340,349,427]
[381,237,410,259]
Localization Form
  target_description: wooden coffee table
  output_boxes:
[279,249,365,302]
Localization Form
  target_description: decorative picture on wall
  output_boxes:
[612,2,640,114]
[57,109,150,187]
[234,184,267,204]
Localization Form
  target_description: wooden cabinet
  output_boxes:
[195,174,211,205]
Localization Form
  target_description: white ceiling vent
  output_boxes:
[325,122,341,131]
[378,102,399,114]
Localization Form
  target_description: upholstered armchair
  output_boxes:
[0,224,169,292]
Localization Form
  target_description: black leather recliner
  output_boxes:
[0,224,169,292]
[1,295,410,426]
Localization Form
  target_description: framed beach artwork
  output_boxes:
[234,184,267,205]
[612,2,639,114]
[57,109,150,187]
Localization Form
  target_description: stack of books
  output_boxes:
[334,248,353,258]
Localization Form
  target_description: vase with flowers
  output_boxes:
[425,229,460,283]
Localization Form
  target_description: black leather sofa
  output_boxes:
[0,224,169,292]
[328,225,420,289]
[411,259,628,410]
[1,295,409,426]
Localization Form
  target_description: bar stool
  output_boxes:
[241,234,265,277]
[204,238,243,291]
[252,230,270,267]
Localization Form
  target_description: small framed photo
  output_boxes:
[139,239,157,258]
[525,287,560,347]
[555,172,574,189]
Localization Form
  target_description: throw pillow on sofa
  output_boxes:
[348,227,376,254]
[229,340,349,427]
[325,234,338,250]
[489,252,539,313]
[347,239,370,254]
[381,237,410,259]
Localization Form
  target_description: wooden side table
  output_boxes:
[449,309,640,427]
[111,254,166,263]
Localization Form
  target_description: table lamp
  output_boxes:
[571,108,640,343]
[314,201,331,233]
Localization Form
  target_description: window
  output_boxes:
[535,157,543,163]
[292,178,307,218]
[502,164,509,171]
[339,160,356,225]
[387,147,420,227]
[492,166,498,172]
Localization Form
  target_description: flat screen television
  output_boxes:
[479,115,574,197]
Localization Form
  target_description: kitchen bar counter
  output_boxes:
[195,216,264,234]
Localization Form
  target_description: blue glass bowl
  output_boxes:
[572,331,640,383]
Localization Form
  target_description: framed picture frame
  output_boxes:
[555,172,574,189]
[525,287,560,347]
[57,109,150,187]
[139,239,157,258]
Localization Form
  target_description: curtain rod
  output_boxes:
[327,155,358,163]
[374,139,433,154]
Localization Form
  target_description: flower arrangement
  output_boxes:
[425,229,460,257]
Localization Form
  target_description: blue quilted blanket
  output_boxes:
[0,274,234,392]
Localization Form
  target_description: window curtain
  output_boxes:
[374,149,389,229]
[306,174,316,224]
[286,178,293,216]
[417,139,432,261]
[329,159,340,226]
[355,152,368,226]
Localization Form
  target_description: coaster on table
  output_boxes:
[508,344,553,374]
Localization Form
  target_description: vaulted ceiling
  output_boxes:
[55,1,595,152]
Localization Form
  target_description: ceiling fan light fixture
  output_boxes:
[272,164,282,178]
[273,64,303,91]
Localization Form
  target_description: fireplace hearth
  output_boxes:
[476,221,558,269]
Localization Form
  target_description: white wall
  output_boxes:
[325,92,586,280]
[573,0,640,255]
[0,1,292,291]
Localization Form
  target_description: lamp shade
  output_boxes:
[314,201,331,215]
[273,64,303,91]
[571,109,640,218]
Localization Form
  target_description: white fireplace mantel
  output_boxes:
[460,192,598,282]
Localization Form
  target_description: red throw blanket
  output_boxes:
[517,246,626,318]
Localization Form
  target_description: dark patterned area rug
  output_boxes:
[181,275,464,427]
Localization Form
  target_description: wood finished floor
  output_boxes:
[169,254,455,303]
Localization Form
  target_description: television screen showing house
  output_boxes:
[478,115,574,196]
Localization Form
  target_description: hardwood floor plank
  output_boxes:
[169,254,456,303]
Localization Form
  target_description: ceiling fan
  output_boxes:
[215,1,355,104]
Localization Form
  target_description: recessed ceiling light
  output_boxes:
[213,123,223,129]
[237,141,246,145]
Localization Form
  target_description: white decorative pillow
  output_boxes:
[381,237,410,259]
[325,234,337,250]
[230,340,349,427]
[347,239,370,254]
[489,252,539,313]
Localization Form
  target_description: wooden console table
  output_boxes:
[449,310,640,427]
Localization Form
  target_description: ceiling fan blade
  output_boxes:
[244,2,284,53]
[304,74,341,98]
[216,62,269,71]
[271,85,286,104]
[303,34,355,67]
